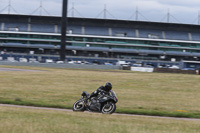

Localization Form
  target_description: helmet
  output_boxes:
[105,82,112,91]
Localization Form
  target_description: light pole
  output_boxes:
[60,0,68,61]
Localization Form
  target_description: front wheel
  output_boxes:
[101,102,116,114]
[73,99,86,111]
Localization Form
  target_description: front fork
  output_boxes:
[80,96,90,107]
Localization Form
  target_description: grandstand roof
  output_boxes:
[1,14,200,32]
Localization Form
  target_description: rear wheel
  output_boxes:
[73,99,85,111]
[101,102,116,114]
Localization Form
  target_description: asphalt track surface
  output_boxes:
[1,104,200,121]
[0,67,42,72]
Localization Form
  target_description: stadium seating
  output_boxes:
[165,51,192,56]
[84,26,109,36]
[190,32,200,41]
[139,50,164,55]
[3,22,28,32]
[165,30,189,41]
[191,52,200,56]
[67,25,82,34]
[31,24,54,33]
[138,29,162,39]
[111,48,138,53]
[111,27,136,37]
[66,46,109,52]
[1,21,197,42]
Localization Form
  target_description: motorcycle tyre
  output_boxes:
[101,102,116,114]
[73,99,86,112]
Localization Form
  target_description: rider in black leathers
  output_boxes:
[89,82,112,99]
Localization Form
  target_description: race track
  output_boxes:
[0,104,200,121]
[0,67,42,72]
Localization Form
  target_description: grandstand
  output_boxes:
[1,14,200,63]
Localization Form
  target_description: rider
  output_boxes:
[89,82,112,99]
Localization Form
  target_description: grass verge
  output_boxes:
[1,100,200,119]
[1,65,200,118]
[1,106,200,133]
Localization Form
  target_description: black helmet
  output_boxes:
[105,82,112,91]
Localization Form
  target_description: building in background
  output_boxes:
[1,14,200,66]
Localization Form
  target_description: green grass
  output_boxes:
[1,65,200,118]
[1,106,200,133]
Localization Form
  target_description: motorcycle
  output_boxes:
[73,90,118,114]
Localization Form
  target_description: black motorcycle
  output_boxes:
[73,90,118,114]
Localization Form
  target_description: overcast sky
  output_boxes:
[0,0,200,25]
